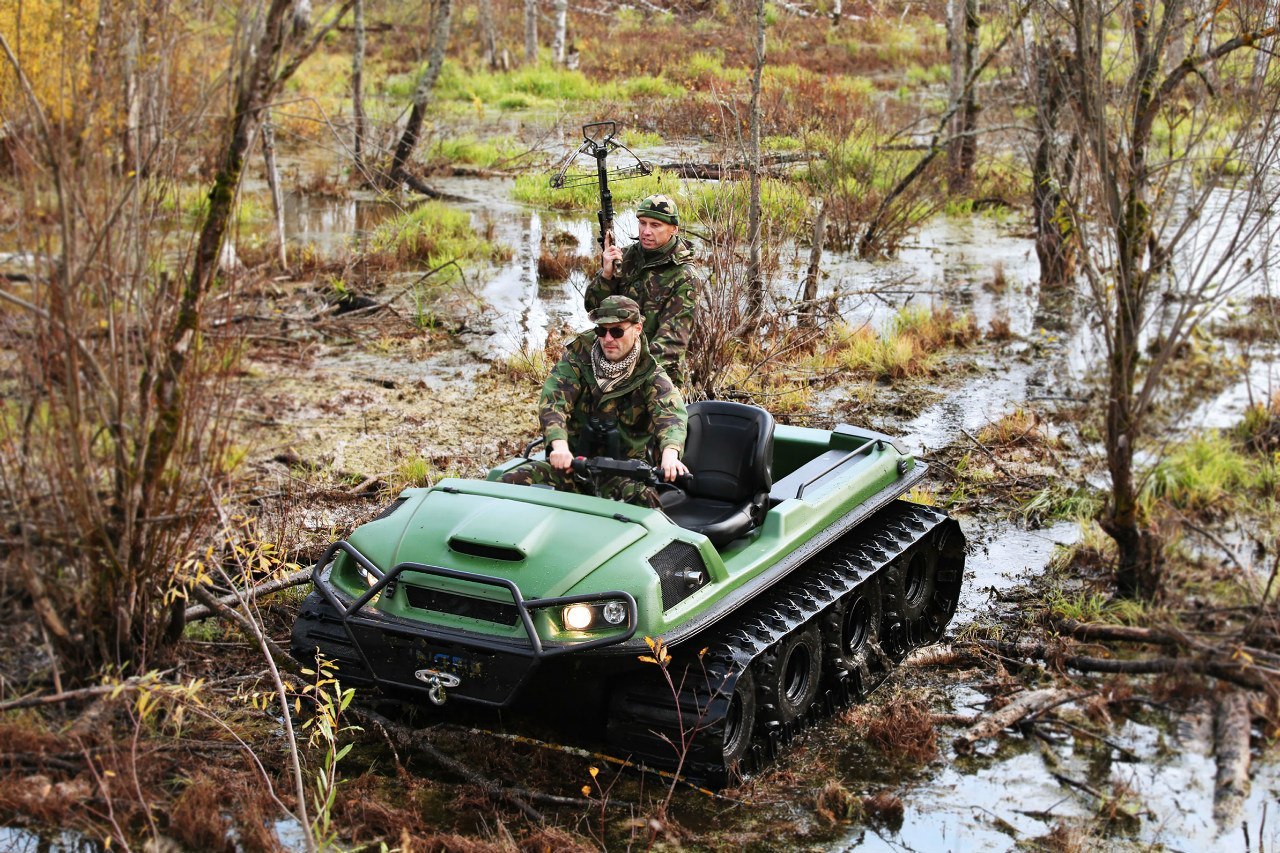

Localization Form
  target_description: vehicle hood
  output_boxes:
[347,481,650,600]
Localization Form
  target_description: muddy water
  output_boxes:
[262,179,1280,850]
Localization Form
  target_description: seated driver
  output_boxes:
[501,295,689,507]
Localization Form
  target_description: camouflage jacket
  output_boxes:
[540,332,687,461]
[586,236,699,385]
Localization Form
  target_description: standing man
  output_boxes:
[587,194,699,389]
[501,295,689,507]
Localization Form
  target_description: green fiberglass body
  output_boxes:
[291,401,965,785]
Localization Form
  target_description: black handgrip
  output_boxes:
[572,455,657,485]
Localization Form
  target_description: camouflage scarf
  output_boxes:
[591,337,641,394]
[639,234,678,266]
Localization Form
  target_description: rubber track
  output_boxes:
[605,501,961,787]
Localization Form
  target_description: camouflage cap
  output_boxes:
[589,294,643,325]
[635,194,678,225]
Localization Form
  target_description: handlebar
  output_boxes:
[571,455,659,486]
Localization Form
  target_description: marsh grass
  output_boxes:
[805,306,979,380]
[433,62,684,110]
[1139,430,1276,518]
[496,346,558,385]
[688,178,811,240]
[514,169,680,211]
[538,244,594,281]
[1236,392,1280,454]
[1045,586,1149,625]
[976,408,1053,448]
[426,134,523,168]
[1022,484,1105,524]
[370,202,510,268]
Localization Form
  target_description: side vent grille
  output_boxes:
[648,541,709,611]
[372,497,408,521]
[449,539,524,562]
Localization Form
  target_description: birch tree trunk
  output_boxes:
[552,0,568,64]
[123,14,141,174]
[385,0,454,187]
[352,0,367,172]
[1254,0,1278,89]
[800,199,826,329]
[524,0,538,63]
[262,113,288,269]
[745,0,766,321]
[479,0,499,68]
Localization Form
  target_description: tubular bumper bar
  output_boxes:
[306,541,638,706]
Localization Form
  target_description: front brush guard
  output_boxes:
[305,541,638,707]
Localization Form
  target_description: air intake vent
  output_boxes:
[648,541,709,610]
[403,586,519,625]
[371,497,408,521]
[449,539,524,561]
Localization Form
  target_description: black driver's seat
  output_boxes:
[660,401,775,548]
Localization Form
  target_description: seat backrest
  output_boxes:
[681,401,775,503]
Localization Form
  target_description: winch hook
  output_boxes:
[414,669,462,706]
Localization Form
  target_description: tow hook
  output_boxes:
[414,669,462,705]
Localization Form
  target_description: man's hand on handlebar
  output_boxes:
[660,446,689,484]
[548,439,574,472]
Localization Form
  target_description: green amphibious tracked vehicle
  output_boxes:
[291,401,966,785]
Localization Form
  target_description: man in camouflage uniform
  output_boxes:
[502,295,689,507]
[588,194,699,388]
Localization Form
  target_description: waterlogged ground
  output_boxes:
[204,156,1280,849]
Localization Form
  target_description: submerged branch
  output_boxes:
[953,687,1088,753]
[976,638,1278,694]
[350,707,555,821]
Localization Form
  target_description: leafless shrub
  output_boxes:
[0,1,350,682]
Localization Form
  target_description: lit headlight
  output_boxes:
[561,600,630,632]
[563,604,594,630]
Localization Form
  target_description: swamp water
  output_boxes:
[220,176,1280,849]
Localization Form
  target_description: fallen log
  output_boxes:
[1212,691,1251,832]
[0,677,151,713]
[976,638,1278,694]
[184,567,313,622]
[1053,617,1280,669]
[653,153,812,181]
[953,688,1086,753]
[903,644,973,668]
[1051,617,1181,646]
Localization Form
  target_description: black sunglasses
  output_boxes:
[594,325,630,339]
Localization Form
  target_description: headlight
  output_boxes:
[560,600,630,632]
[602,601,627,625]
[563,604,594,630]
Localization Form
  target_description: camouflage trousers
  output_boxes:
[500,461,660,508]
